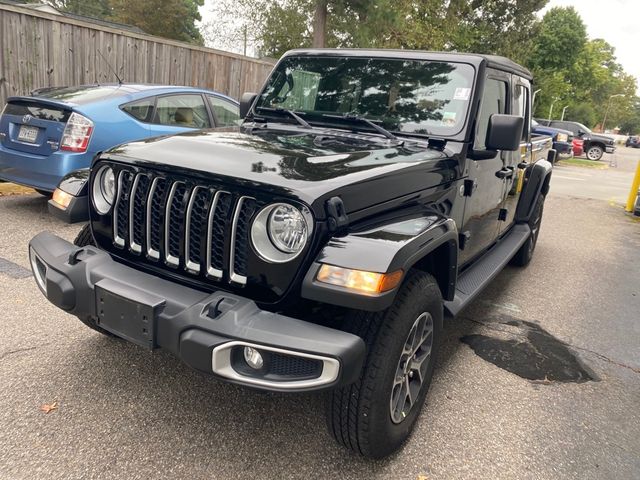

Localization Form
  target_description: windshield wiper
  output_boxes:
[255,106,311,129]
[321,113,400,142]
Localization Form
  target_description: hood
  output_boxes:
[589,132,615,144]
[103,129,459,218]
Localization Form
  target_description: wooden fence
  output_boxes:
[0,3,275,106]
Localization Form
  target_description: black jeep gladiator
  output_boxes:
[29,49,554,458]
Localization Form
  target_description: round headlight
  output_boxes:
[268,204,308,253]
[92,165,116,215]
[251,203,312,263]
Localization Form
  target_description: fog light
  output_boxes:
[243,346,264,370]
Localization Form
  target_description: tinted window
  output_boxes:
[475,77,507,150]
[121,98,155,122]
[32,85,129,105]
[155,95,210,128]
[207,96,240,126]
[3,100,70,122]
[255,55,476,137]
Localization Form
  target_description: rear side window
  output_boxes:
[2,101,71,122]
[155,94,211,128]
[207,95,240,126]
[475,77,508,150]
[122,98,155,122]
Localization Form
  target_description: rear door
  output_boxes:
[0,99,71,156]
[147,94,211,135]
[498,77,531,235]
[459,71,510,265]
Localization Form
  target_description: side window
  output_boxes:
[154,95,211,129]
[474,77,508,150]
[513,84,530,140]
[207,96,241,126]
[121,98,155,122]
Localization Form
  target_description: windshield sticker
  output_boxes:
[442,111,457,126]
[453,87,471,101]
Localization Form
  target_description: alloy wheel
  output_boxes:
[389,312,434,424]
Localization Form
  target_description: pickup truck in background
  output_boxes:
[537,119,614,160]
[29,49,555,458]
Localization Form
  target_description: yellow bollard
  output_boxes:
[625,159,640,213]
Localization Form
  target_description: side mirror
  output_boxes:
[240,92,258,119]
[486,114,524,152]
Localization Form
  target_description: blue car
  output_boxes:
[0,84,240,193]
[532,119,573,156]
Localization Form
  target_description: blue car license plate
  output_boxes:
[17,125,39,143]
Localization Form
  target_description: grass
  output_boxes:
[0,182,35,196]
[556,157,609,169]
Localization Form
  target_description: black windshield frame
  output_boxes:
[254,55,477,138]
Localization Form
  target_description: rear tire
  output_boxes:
[511,194,544,267]
[73,224,112,336]
[326,270,442,458]
[586,145,604,161]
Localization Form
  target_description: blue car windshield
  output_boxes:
[255,55,476,137]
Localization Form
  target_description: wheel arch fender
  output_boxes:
[301,214,458,312]
[515,159,552,223]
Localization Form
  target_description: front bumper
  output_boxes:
[28,232,365,392]
[606,145,616,154]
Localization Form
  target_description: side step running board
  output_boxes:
[444,223,531,317]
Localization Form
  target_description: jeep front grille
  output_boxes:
[111,169,260,285]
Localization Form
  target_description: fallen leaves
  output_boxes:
[40,401,59,414]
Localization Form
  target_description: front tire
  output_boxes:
[586,145,604,161]
[73,224,96,247]
[326,271,442,458]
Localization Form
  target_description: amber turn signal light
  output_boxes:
[52,188,73,209]
[316,265,403,294]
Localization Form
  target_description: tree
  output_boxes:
[25,0,111,19]
[110,0,205,45]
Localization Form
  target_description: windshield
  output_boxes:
[254,55,476,137]
[576,122,592,134]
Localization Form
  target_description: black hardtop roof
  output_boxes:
[284,48,532,80]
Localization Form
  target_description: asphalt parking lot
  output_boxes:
[1,149,639,479]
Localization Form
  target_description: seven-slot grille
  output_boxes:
[111,168,260,285]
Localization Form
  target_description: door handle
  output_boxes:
[495,166,515,179]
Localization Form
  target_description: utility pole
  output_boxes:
[548,97,559,121]
[243,25,247,57]
[602,94,625,133]
[561,105,569,121]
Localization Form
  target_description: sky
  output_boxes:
[200,0,640,87]
[544,0,640,87]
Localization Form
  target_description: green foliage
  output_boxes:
[48,0,111,18]
[529,7,638,130]
[109,0,205,44]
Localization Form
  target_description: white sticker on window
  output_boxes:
[453,87,471,101]
[442,112,457,126]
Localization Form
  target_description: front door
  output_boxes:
[459,73,510,265]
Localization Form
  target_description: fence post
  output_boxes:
[625,159,640,213]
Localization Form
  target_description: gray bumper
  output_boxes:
[28,232,365,392]
[606,145,616,154]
